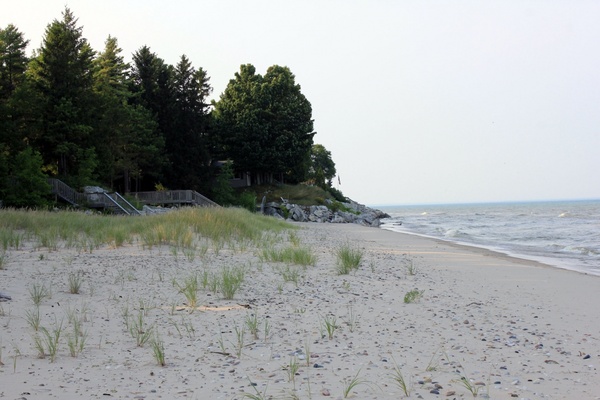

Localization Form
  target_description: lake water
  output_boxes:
[378,200,600,276]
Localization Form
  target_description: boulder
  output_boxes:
[287,204,307,222]
[262,198,388,227]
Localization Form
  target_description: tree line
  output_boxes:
[0,8,338,208]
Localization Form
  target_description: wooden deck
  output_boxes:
[131,190,218,207]
[48,179,218,214]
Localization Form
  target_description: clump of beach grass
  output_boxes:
[151,331,166,366]
[68,270,84,294]
[320,314,339,340]
[29,282,50,306]
[260,245,317,266]
[390,358,412,397]
[404,289,424,304]
[25,306,41,331]
[38,322,63,362]
[66,315,87,357]
[129,309,153,347]
[335,243,363,274]
[404,256,418,276]
[343,303,361,333]
[342,369,370,398]
[277,264,303,286]
[219,265,245,300]
[245,312,260,340]
[0,251,7,270]
[173,273,200,310]
[455,376,482,397]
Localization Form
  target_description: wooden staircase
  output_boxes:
[48,179,141,215]
[48,179,218,214]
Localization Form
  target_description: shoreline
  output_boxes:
[380,223,600,277]
[1,221,599,399]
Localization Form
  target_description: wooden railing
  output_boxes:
[48,179,86,206]
[48,179,218,212]
[48,179,140,215]
[132,190,218,207]
[102,192,142,215]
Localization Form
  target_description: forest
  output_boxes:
[0,8,338,208]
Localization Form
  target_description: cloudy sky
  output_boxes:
[4,1,599,205]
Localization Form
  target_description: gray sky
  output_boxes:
[4,1,600,205]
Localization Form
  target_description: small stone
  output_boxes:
[544,359,559,364]
[463,320,470,324]
[321,388,330,396]
[430,389,440,394]
[446,390,456,396]
[583,354,591,359]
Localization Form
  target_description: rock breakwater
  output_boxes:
[262,198,390,227]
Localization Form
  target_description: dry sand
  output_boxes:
[0,221,599,399]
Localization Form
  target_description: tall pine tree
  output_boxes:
[169,54,213,190]
[30,7,97,188]
[93,36,164,192]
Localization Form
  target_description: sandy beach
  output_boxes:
[0,221,599,399]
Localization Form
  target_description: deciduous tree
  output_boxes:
[213,64,315,184]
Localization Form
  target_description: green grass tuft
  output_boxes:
[335,243,363,274]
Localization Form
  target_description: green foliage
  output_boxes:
[244,183,332,206]
[403,289,424,303]
[213,64,315,183]
[212,162,236,205]
[219,265,245,300]
[261,245,316,266]
[308,144,336,189]
[166,55,212,191]
[0,10,333,206]
[234,191,257,212]
[335,243,363,274]
[93,37,165,192]
[328,186,347,202]
[30,8,97,180]
[1,147,51,208]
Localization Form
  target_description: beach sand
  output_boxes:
[0,221,598,399]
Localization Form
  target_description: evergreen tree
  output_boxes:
[93,36,164,192]
[0,24,31,155]
[169,54,213,190]
[0,24,29,97]
[29,7,97,187]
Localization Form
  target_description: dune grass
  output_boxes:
[0,207,292,252]
[335,243,363,274]
[260,245,317,266]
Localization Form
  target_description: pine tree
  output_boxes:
[30,7,97,187]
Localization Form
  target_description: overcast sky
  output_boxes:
[4,1,600,205]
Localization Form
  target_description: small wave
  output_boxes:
[444,229,469,238]
[566,246,600,256]
[558,212,570,218]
